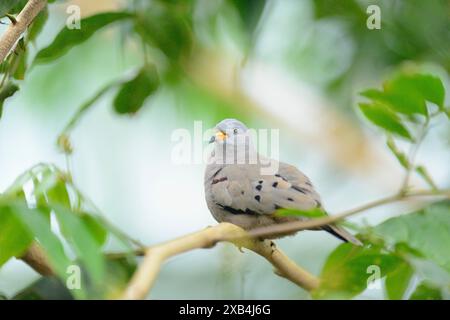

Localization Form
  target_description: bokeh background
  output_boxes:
[0,0,449,299]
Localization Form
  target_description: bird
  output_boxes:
[204,118,362,245]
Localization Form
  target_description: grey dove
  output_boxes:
[204,118,362,245]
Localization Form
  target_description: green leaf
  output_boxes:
[99,256,137,299]
[51,204,106,284]
[385,261,413,299]
[374,201,450,273]
[361,87,427,116]
[27,6,49,43]
[14,255,138,299]
[12,50,27,80]
[231,0,267,36]
[415,165,438,190]
[12,276,74,300]
[134,5,192,61]
[36,169,71,209]
[0,206,33,267]
[386,74,445,110]
[313,243,402,299]
[0,0,23,16]
[113,64,159,114]
[410,282,442,300]
[34,12,133,64]
[0,82,19,118]
[409,258,450,291]
[359,102,413,140]
[445,107,450,119]
[361,74,446,117]
[30,176,51,220]
[80,214,108,247]
[11,203,72,278]
[46,179,71,208]
[386,137,410,169]
[0,61,8,73]
[276,207,327,218]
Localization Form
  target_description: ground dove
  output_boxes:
[204,118,362,245]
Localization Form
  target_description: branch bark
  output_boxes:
[0,0,47,62]
[20,242,53,276]
[121,222,319,300]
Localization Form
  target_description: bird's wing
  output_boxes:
[205,162,362,245]
[277,162,362,245]
[206,162,321,215]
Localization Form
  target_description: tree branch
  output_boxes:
[120,188,450,299]
[121,222,319,300]
[15,189,449,299]
[20,242,53,276]
[0,0,47,62]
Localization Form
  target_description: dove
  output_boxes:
[204,118,362,245]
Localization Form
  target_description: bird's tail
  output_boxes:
[322,224,363,246]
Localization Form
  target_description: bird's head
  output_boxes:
[209,118,250,146]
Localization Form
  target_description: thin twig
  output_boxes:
[0,0,47,62]
[245,189,450,239]
[399,117,432,193]
[121,223,319,299]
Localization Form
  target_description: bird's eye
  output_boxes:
[233,128,238,134]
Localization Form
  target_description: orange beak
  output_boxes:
[215,131,227,141]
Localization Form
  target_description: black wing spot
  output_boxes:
[287,197,294,202]
[254,195,261,202]
[291,185,308,194]
[275,174,288,181]
[217,204,258,215]
[258,180,263,184]
[212,177,228,185]
[241,191,245,195]
[212,167,223,178]
[272,182,278,188]
[256,184,262,191]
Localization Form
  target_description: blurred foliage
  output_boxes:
[0,0,449,300]
[0,164,139,299]
[359,71,447,189]
[12,277,74,300]
[313,201,450,299]
[113,64,159,114]
[0,82,19,118]
[303,0,450,111]
[258,68,449,299]
[34,12,133,64]
[276,207,327,219]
